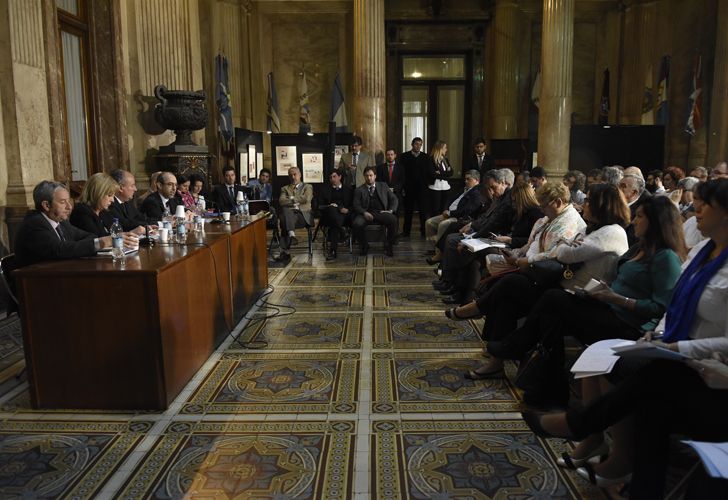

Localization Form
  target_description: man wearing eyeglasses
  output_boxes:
[711,161,728,180]
[140,171,181,220]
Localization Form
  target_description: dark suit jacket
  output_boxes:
[464,153,495,175]
[352,182,398,215]
[376,162,405,193]
[426,157,453,186]
[140,192,180,221]
[471,187,516,237]
[510,206,544,248]
[14,211,97,268]
[213,183,246,213]
[448,187,484,220]
[400,150,431,193]
[318,184,354,209]
[69,202,110,237]
[104,198,148,231]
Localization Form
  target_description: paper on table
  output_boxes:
[570,339,631,379]
[683,441,728,479]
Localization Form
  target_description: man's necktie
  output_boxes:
[353,153,358,166]
[389,163,394,180]
[55,224,66,241]
[369,185,375,196]
[478,155,483,168]
[121,202,129,218]
[229,186,234,200]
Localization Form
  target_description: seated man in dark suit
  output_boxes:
[352,166,398,256]
[376,148,405,215]
[212,165,246,213]
[14,181,134,268]
[318,169,353,260]
[140,171,180,221]
[105,169,148,233]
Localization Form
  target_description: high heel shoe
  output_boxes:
[576,463,632,487]
[556,441,609,469]
[445,307,467,320]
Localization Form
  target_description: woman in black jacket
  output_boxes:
[427,140,453,217]
[70,173,119,236]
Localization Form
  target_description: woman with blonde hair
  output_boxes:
[70,172,119,236]
[426,140,453,217]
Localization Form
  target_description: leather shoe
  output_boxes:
[576,464,631,488]
[289,236,298,246]
[442,294,463,304]
[360,244,369,256]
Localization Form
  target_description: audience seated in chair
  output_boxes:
[523,181,728,494]
[352,166,398,256]
[318,169,353,260]
[69,172,119,237]
[278,166,313,255]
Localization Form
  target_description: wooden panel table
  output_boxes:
[15,216,268,410]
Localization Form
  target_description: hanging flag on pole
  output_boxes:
[298,71,312,134]
[266,72,281,134]
[598,68,610,125]
[330,73,348,132]
[641,66,654,125]
[215,54,234,151]
[685,54,702,136]
[656,55,671,126]
[531,71,541,109]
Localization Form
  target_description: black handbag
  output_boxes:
[514,342,554,393]
[521,259,581,288]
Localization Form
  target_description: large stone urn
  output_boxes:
[154,84,208,152]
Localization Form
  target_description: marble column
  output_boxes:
[490,0,520,139]
[537,0,574,178]
[708,0,728,165]
[353,0,385,161]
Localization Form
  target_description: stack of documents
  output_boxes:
[461,238,507,252]
[570,339,688,379]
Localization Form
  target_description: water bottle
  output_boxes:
[242,191,249,217]
[197,195,206,214]
[176,215,187,243]
[193,214,203,233]
[162,204,172,222]
[111,218,124,261]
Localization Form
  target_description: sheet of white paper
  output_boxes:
[570,339,628,377]
[301,153,324,183]
[276,146,297,176]
[248,145,257,180]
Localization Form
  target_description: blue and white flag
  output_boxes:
[685,55,702,136]
[266,72,281,133]
[298,71,311,134]
[656,55,670,126]
[330,73,348,132]
[215,54,234,149]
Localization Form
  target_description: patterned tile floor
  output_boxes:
[0,233,614,499]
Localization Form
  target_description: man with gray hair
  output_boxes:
[14,180,134,267]
[618,174,650,245]
[600,166,623,185]
[678,176,700,219]
[106,169,148,233]
[424,170,483,263]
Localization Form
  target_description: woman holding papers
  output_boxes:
[523,179,728,495]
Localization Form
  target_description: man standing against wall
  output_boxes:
[400,137,431,237]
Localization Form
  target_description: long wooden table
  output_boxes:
[15,216,268,410]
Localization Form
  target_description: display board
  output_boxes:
[235,128,264,182]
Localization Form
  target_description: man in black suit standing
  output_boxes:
[212,165,246,213]
[400,137,430,237]
[106,169,148,233]
[352,166,398,256]
[464,138,495,177]
[318,169,353,260]
[14,181,134,268]
[376,148,405,216]
[140,171,181,221]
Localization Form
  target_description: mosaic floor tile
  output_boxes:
[0,316,25,382]
[371,419,606,499]
[372,352,520,413]
[233,313,363,349]
[0,419,152,498]
[373,285,448,311]
[373,313,484,349]
[266,286,365,311]
[118,420,355,499]
[289,253,366,268]
[372,254,432,267]
[373,268,439,286]
[182,352,359,414]
[280,269,366,286]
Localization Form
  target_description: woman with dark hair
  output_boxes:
[662,165,686,192]
[176,174,196,209]
[455,184,631,379]
[524,179,728,494]
[477,196,686,406]
[189,173,206,202]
